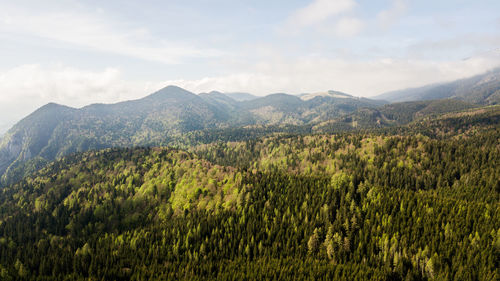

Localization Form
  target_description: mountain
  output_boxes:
[198,91,256,125]
[299,91,387,123]
[376,68,500,104]
[224,92,258,101]
[314,99,478,132]
[0,86,386,185]
[0,103,77,183]
[241,94,305,125]
[0,86,233,186]
[299,90,357,101]
[241,92,386,125]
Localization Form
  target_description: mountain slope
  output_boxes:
[300,90,361,101]
[0,103,77,178]
[241,92,386,125]
[314,99,478,132]
[199,91,257,125]
[0,86,233,186]
[0,117,497,280]
[224,92,258,101]
[301,92,387,123]
[199,91,239,109]
[0,86,386,186]
[376,68,500,104]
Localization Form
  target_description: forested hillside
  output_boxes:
[313,99,477,132]
[0,109,498,280]
[0,87,384,187]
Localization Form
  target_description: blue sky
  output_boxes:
[1,0,499,133]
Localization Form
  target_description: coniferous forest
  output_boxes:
[0,105,498,280]
[2,0,500,279]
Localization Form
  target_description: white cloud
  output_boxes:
[0,5,222,64]
[377,0,408,29]
[290,0,357,27]
[164,55,500,97]
[407,34,500,59]
[334,17,364,37]
[282,0,364,37]
[1,53,499,134]
[0,64,161,105]
[0,64,164,134]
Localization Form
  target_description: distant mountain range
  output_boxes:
[2,67,500,186]
[376,68,500,104]
[314,99,477,132]
[0,86,384,186]
[224,92,258,101]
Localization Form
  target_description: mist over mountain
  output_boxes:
[223,92,258,101]
[376,68,500,104]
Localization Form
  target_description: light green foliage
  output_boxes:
[0,110,498,280]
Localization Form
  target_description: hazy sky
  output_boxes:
[1,0,500,134]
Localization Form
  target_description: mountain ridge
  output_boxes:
[3,65,499,187]
[0,86,385,186]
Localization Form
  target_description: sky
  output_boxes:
[1,0,500,134]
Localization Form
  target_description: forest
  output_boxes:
[0,106,498,280]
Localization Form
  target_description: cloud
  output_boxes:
[163,55,500,97]
[1,52,499,134]
[0,64,161,104]
[406,34,500,59]
[0,64,164,134]
[290,0,357,27]
[0,5,222,64]
[377,0,408,29]
[334,17,364,37]
[281,0,364,37]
